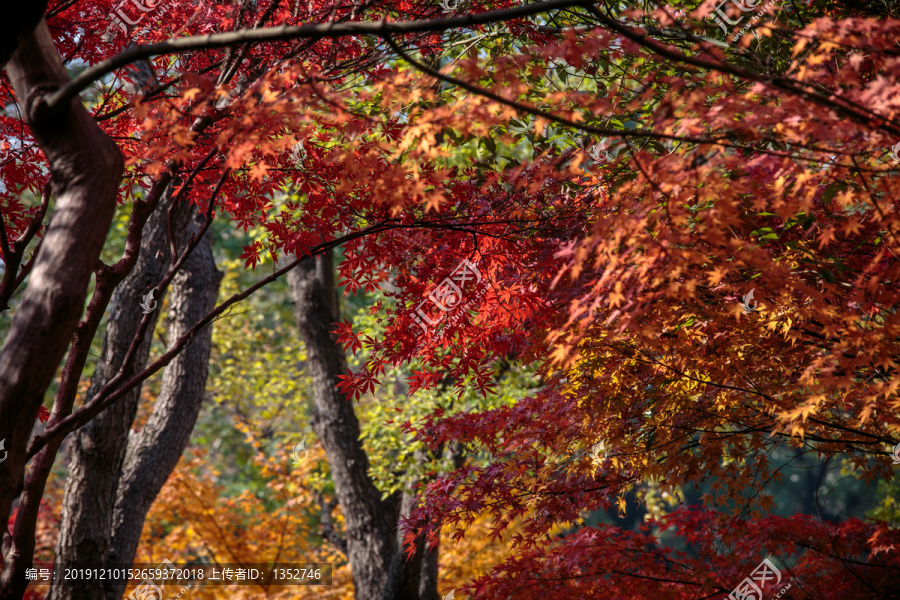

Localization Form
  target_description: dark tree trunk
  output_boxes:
[288,253,448,600]
[418,442,465,600]
[0,1,47,69]
[418,543,440,600]
[47,204,220,600]
[287,252,402,600]
[0,19,123,590]
[106,208,221,599]
[49,192,176,600]
[382,489,425,600]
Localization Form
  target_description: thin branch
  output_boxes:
[14,184,50,254]
[36,0,588,120]
[384,34,721,147]
[218,0,285,86]
[384,35,842,162]
[318,495,348,556]
[26,220,406,457]
[0,205,11,262]
[167,147,219,264]
[582,5,900,138]
[11,238,42,291]
[100,170,229,421]
[0,184,50,311]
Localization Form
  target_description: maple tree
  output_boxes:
[0,2,588,597]
[2,0,900,598]
[359,5,900,599]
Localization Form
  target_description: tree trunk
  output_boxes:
[418,442,464,600]
[49,191,176,600]
[418,543,440,600]
[106,208,221,600]
[382,489,425,600]
[287,253,401,600]
[46,203,220,600]
[0,18,123,578]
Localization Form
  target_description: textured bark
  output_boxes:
[105,209,222,600]
[418,543,440,600]
[49,192,177,600]
[417,443,464,600]
[382,489,425,600]
[287,253,401,600]
[0,19,122,585]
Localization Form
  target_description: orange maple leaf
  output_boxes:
[248,162,270,182]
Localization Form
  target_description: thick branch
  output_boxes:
[37,0,586,119]
[0,185,49,311]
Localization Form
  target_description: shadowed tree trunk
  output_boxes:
[0,20,123,593]
[49,191,175,600]
[287,252,399,598]
[47,204,221,600]
[106,206,221,599]
[288,252,404,600]
[383,489,425,600]
[419,544,440,600]
[417,442,465,600]
[288,251,444,600]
